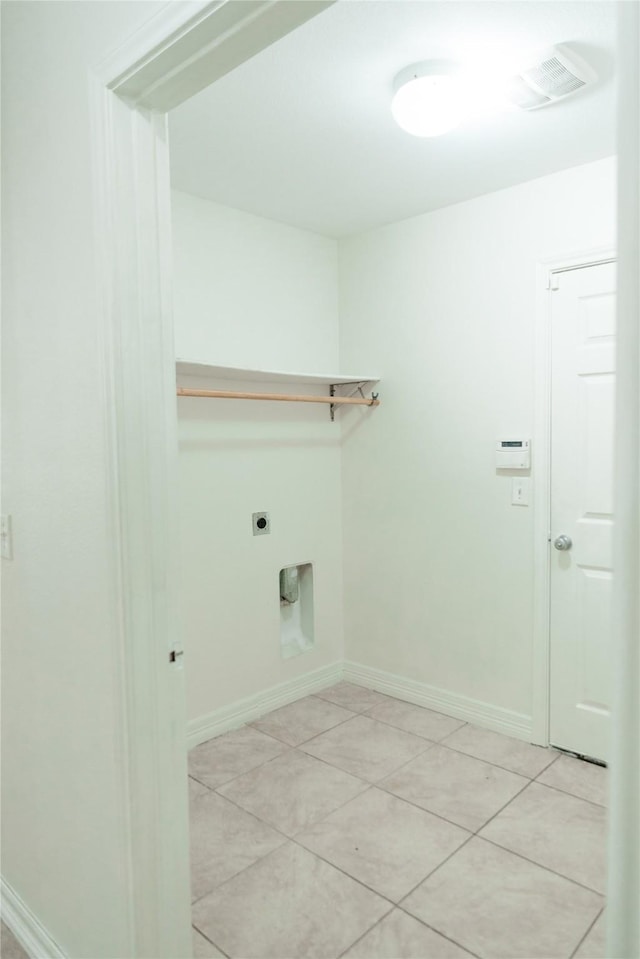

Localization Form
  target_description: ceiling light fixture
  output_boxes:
[391,45,598,137]
[391,61,464,138]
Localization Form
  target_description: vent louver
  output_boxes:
[506,44,597,111]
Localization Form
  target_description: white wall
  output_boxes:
[173,191,340,372]
[339,157,616,726]
[0,3,168,957]
[172,192,344,725]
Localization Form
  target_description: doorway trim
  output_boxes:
[90,3,333,955]
[532,246,616,750]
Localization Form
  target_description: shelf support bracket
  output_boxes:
[329,381,376,421]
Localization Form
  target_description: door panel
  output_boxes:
[549,261,616,761]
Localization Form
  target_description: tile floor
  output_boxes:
[188,683,608,959]
[0,922,29,959]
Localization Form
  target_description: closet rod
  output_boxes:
[176,387,380,407]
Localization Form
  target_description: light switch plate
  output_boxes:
[1,514,13,559]
[512,478,530,507]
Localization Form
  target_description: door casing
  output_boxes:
[91,3,334,955]
[547,258,616,760]
[532,249,616,752]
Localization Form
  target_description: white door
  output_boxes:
[549,260,616,762]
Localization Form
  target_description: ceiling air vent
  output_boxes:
[506,44,597,111]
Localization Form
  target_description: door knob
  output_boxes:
[554,534,573,551]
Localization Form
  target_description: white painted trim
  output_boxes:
[343,662,533,741]
[99,0,334,112]
[187,662,343,748]
[607,5,640,956]
[90,82,192,959]
[88,3,336,955]
[1,877,66,959]
[531,246,616,749]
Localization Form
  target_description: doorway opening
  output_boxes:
[92,3,636,956]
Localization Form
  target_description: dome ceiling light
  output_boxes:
[391,61,464,138]
[391,45,598,138]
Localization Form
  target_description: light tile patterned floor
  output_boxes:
[0,923,30,959]
[188,682,608,959]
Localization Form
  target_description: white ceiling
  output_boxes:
[168,1,616,238]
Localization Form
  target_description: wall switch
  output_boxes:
[511,478,530,507]
[1,514,13,559]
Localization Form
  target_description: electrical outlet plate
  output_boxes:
[252,511,270,536]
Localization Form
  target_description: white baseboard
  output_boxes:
[187,658,534,748]
[187,661,343,748]
[1,877,66,959]
[344,660,534,741]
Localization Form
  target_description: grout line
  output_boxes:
[353,692,476,741]
[286,778,374,838]
[205,745,296,794]
[373,754,532,836]
[532,748,562,772]
[374,779,478,833]
[477,834,606,898]
[569,906,604,959]
[188,729,292,792]
[333,905,396,959]
[188,689,605,958]
[286,828,485,959]
[197,744,393,859]
[297,712,379,749]
[529,775,608,809]
[433,738,557,780]
[470,778,607,895]
[192,817,400,947]
[310,691,373,709]
[189,836,291,906]
[337,710,442,746]
[287,746,381,786]
[468,775,533,834]
[188,774,214,793]
[191,749,477,934]
[192,924,230,958]
[188,771,216,790]
[295,726,435,776]
[250,695,362,741]
[334,913,390,959]
[398,832,477,902]
[277,710,366,748]
[289,832,399,907]
[218,775,474,911]
[353,704,469,744]
[378,770,604,897]
[311,690,380,712]
[209,762,603,915]
[395,906,483,959]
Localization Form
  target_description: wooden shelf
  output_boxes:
[176,359,379,387]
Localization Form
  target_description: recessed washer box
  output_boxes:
[280,563,314,659]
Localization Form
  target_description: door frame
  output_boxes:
[90,1,639,955]
[90,3,333,955]
[532,247,616,751]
